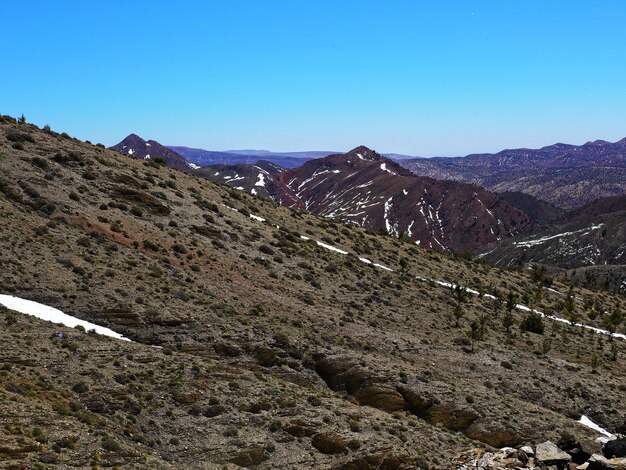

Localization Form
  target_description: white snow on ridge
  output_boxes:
[128,148,135,155]
[314,240,349,255]
[514,224,604,248]
[380,163,397,175]
[0,294,131,341]
[188,162,201,170]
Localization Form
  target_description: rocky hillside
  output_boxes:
[499,192,565,226]
[401,138,626,208]
[0,116,625,469]
[270,146,537,253]
[193,160,285,199]
[476,195,626,271]
[110,134,198,173]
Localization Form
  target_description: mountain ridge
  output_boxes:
[401,136,626,208]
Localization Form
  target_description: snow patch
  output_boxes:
[255,173,266,187]
[578,415,615,440]
[0,294,131,341]
[514,224,604,248]
[380,163,397,175]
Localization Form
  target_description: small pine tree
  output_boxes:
[591,354,600,374]
[564,286,578,324]
[18,113,26,124]
[467,319,482,352]
[453,303,464,328]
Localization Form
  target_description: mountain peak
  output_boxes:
[345,145,381,161]
[120,133,145,143]
[109,134,193,172]
[583,139,610,146]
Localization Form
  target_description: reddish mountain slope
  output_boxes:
[271,146,537,253]
[476,194,626,268]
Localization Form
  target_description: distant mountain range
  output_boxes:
[169,145,420,168]
[110,134,626,260]
[400,137,626,208]
[168,146,337,169]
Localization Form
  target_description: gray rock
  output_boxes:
[535,440,571,464]
[587,453,626,469]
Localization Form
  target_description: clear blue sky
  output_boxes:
[2,1,626,156]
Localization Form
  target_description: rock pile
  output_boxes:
[457,437,626,469]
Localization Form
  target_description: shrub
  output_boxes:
[6,132,34,143]
[72,382,89,393]
[31,157,49,169]
[520,313,545,334]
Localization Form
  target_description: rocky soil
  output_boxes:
[0,116,625,469]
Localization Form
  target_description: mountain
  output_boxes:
[499,192,566,225]
[401,137,626,208]
[110,134,198,172]
[270,146,538,253]
[170,146,422,168]
[476,194,626,270]
[169,146,336,169]
[193,160,285,198]
[1,116,625,468]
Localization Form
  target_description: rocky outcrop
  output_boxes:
[352,383,405,412]
[465,419,524,448]
[458,438,626,470]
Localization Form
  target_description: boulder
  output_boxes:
[604,439,626,459]
[397,385,434,416]
[352,383,406,412]
[465,419,524,448]
[312,433,348,454]
[587,453,626,469]
[284,419,319,437]
[315,355,359,389]
[535,441,571,465]
[228,445,268,467]
[426,403,479,431]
